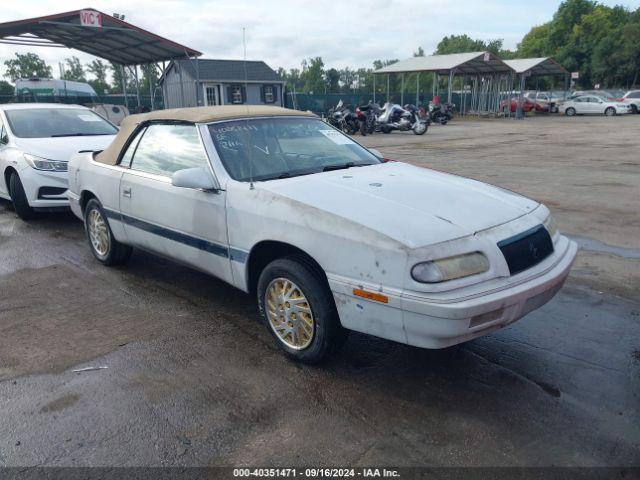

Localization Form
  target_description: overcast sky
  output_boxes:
[2,0,640,80]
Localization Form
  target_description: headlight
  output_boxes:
[411,252,489,283]
[543,214,558,239]
[24,153,68,172]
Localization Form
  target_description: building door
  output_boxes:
[204,85,220,106]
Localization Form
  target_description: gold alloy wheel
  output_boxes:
[87,208,109,256]
[265,278,314,350]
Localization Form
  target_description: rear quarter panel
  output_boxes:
[69,153,125,241]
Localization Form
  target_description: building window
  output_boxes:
[231,85,243,104]
[264,85,274,103]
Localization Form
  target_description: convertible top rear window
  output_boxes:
[208,117,380,182]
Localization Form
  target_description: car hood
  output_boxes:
[257,162,539,248]
[13,135,116,162]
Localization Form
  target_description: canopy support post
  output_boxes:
[416,72,419,107]
[373,74,376,103]
[386,74,390,104]
[178,61,185,108]
[120,64,128,110]
[148,64,155,111]
[132,65,141,110]
[401,73,405,106]
[448,70,454,104]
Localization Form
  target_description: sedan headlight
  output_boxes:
[24,153,68,172]
[411,252,490,283]
[543,214,558,239]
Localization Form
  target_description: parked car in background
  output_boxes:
[68,105,576,363]
[617,90,640,114]
[0,104,118,220]
[562,95,632,116]
[500,96,549,114]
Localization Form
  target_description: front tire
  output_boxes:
[359,121,367,136]
[413,122,427,135]
[605,107,616,116]
[8,172,36,220]
[565,107,576,117]
[84,198,132,266]
[257,256,346,363]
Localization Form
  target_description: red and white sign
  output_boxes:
[80,10,102,27]
[483,52,490,61]
[571,71,579,79]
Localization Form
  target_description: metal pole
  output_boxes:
[401,73,405,106]
[386,74,390,103]
[161,61,167,109]
[448,70,454,104]
[148,64,155,110]
[132,65,141,110]
[120,64,128,110]
[178,61,185,108]
[373,74,376,103]
[416,72,419,106]
[432,72,436,99]
[195,56,200,106]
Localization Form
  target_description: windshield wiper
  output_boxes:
[51,133,112,137]
[322,162,370,172]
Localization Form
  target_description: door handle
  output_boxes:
[122,187,131,198]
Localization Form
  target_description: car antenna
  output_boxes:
[243,26,254,190]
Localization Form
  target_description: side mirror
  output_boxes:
[171,167,218,191]
[369,148,383,159]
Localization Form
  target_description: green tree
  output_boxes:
[517,23,552,57]
[61,56,86,82]
[301,57,325,94]
[86,59,109,94]
[0,80,13,96]
[140,64,159,96]
[325,68,340,93]
[3,52,52,82]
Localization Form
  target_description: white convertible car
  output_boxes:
[68,106,577,363]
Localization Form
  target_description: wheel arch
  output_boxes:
[79,190,98,214]
[3,166,17,192]
[245,240,328,295]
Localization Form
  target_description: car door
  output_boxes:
[586,96,603,114]
[118,122,233,285]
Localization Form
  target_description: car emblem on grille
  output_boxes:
[529,241,539,259]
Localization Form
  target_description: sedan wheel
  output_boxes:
[257,256,346,363]
[565,107,576,117]
[84,198,132,266]
[265,278,314,350]
[605,107,616,116]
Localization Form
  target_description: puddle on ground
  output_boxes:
[568,234,640,260]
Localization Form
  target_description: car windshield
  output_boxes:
[4,108,118,138]
[208,117,381,182]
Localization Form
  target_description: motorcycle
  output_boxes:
[326,100,359,135]
[355,102,380,135]
[377,102,428,135]
[428,101,454,125]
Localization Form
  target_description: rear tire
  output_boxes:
[8,172,36,221]
[257,256,346,364]
[84,198,132,266]
[605,107,616,116]
[359,121,367,136]
[565,107,576,117]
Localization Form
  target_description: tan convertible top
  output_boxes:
[95,105,316,165]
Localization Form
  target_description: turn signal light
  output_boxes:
[353,289,388,304]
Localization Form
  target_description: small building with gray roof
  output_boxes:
[160,58,284,109]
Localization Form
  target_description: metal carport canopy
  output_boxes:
[503,57,568,76]
[373,51,514,75]
[0,8,201,65]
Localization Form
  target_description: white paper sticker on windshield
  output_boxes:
[319,129,355,145]
[78,114,101,122]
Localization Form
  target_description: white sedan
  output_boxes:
[562,95,632,116]
[68,106,577,363]
[0,103,118,219]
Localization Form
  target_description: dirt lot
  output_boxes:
[0,115,638,467]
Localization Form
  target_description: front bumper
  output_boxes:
[19,168,69,208]
[328,235,578,349]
